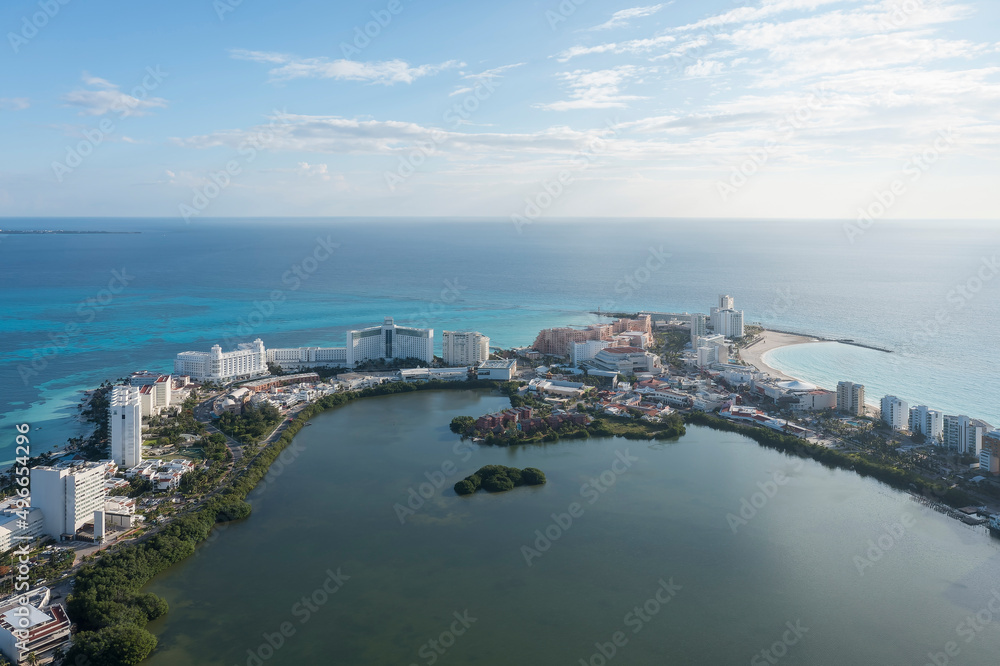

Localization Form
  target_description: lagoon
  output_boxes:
[143,390,1000,665]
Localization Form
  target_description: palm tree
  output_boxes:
[25,652,39,666]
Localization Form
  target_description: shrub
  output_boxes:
[521,468,546,485]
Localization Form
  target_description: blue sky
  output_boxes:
[1,0,998,219]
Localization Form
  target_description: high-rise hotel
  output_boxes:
[347,317,434,366]
[175,318,435,381]
[110,386,143,468]
[442,331,490,366]
[836,381,866,416]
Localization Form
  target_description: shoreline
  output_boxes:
[738,330,825,381]
[740,329,879,417]
[741,330,882,414]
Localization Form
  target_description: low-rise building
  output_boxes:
[0,590,71,664]
[592,347,661,374]
[266,346,348,370]
[793,390,837,412]
[0,507,44,552]
[399,367,470,382]
[528,378,589,399]
[477,359,518,381]
[105,497,138,529]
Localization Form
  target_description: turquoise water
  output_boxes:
[2,219,997,463]
[765,341,999,424]
[143,390,1000,665]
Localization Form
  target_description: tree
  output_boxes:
[450,416,475,435]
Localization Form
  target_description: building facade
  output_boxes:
[909,405,944,442]
[690,314,708,348]
[174,338,267,383]
[477,359,517,381]
[836,381,866,416]
[0,507,44,552]
[712,309,745,339]
[129,372,172,411]
[944,415,990,455]
[30,463,107,540]
[979,431,1000,475]
[570,339,612,367]
[880,396,910,431]
[442,331,490,366]
[346,317,434,366]
[110,386,143,469]
[532,325,610,357]
[0,593,71,664]
[593,347,661,374]
[266,346,348,370]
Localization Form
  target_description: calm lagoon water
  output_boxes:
[144,390,1000,665]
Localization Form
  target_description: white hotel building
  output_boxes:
[178,318,435,379]
[943,415,991,455]
[909,405,944,442]
[266,346,348,370]
[30,463,107,540]
[347,317,434,366]
[570,339,612,367]
[174,338,267,382]
[442,331,490,366]
[110,386,143,468]
[881,395,910,431]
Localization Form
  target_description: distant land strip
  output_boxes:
[0,229,140,234]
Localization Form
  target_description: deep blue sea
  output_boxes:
[1,218,997,465]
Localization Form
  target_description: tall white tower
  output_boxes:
[110,386,143,468]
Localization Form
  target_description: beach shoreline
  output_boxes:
[739,330,881,417]
[738,330,823,381]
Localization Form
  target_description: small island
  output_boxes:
[454,465,547,495]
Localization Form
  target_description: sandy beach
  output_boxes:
[739,331,881,417]
[738,330,822,381]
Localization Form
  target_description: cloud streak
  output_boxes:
[230,49,463,84]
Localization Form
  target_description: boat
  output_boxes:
[305,422,313,426]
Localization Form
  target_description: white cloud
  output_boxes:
[0,98,30,111]
[555,35,676,62]
[61,73,167,117]
[589,4,669,31]
[537,66,650,111]
[230,49,462,84]
[174,113,622,160]
[297,162,331,180]
[684,59,725,77]
[450,62,525,95]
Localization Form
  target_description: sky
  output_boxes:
[1,0,998,219]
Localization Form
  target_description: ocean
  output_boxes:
[1,218,997,464]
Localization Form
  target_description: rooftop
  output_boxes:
[479,359,517,369]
